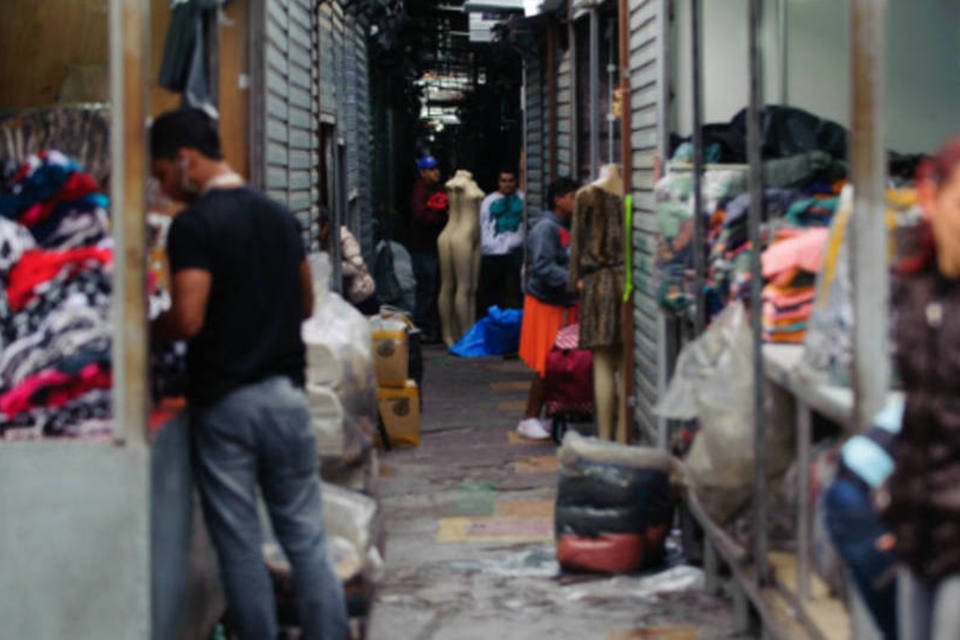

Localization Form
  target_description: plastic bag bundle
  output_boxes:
[555,432,679,574]
[656,302,794,524]
[262,483,384,584]
[302,253,377,471]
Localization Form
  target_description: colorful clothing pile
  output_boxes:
[760,228,829,343]
[0,151,114,439]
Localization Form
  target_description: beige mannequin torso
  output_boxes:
[438,170,483,345]
[592,163,624,197]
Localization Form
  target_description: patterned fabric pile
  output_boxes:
[0,151,114,439]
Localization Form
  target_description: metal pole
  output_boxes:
[778,0,787,105]
[619,0,636,444]
[797,401,812,601]
[656,0,672,450]
[747,0,769,583]
[109,0,149,447]
[547,20,558,182]
[569,17,579,180]
[521,58,530,289]
[690,0,705,335]
[589,6,600,177]
[850,0,889,432]
[607,18,616,164]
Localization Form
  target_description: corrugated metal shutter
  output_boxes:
[260,0,319,251]
[627,0,663,440]
[318,4,336,123]
[351,20,374,264]
[524,51,544,214]
[556,43,573,178]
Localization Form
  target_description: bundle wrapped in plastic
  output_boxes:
[302,253,376,472]
[656,302,795,524]
[262,483,384,585]
[555,432,680,574]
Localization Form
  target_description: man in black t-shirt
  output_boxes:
[150,109,348,640]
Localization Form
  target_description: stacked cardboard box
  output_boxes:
[371,316,421,447]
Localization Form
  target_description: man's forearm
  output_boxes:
[152,310,188,342]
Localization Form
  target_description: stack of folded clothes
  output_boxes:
[0,152,115,439]
[760,227,829,343]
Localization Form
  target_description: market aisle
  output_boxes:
[367,348,734,640]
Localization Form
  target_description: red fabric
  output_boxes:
[0,364,111,418]
[426,192,448,212]
[18,172,100,227]
[6,247,113,310]
[557,533,645,574]
[558,228,571,248]
[544,337,594,415]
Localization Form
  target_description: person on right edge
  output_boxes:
[883,138,960,640]
[410,155,448,343]
[516,177,580,440]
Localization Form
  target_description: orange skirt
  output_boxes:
[519,295,578,376]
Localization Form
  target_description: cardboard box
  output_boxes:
[377,380,421,447]
[372,326,409,388]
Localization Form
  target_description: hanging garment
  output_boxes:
[480,191,526,256]
[570,185,625,349]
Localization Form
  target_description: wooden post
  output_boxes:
[110,0,150,447]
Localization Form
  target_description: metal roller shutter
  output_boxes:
[524,51,545,214]
[627,0,664,439]
[556,42,573,178]
[258,0,319,251]
[318,4,337,123]
[351,20,374,264]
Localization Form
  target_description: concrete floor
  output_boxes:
[367,347,736,640]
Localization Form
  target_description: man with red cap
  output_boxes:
[409,155,447,343]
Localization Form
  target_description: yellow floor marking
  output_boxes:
[436,516,553,543]
[490,380,531,392]
[513,455,559,474]
[497,400,527,412]
[495,498,555,518]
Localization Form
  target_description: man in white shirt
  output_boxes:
[479,168,525,313]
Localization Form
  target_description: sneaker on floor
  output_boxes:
[517,417,551,440]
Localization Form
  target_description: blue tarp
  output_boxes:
[449,306,523,358]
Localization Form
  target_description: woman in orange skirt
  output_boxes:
[517,178,580,439]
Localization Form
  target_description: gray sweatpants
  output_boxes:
[898,569,960,640]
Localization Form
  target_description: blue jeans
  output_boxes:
[824,478,897,638]
[899,570,960,640]
[191,377,349,640]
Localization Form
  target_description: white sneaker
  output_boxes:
[517,417,551,440]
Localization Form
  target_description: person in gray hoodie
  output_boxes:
[516,177,580,440]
